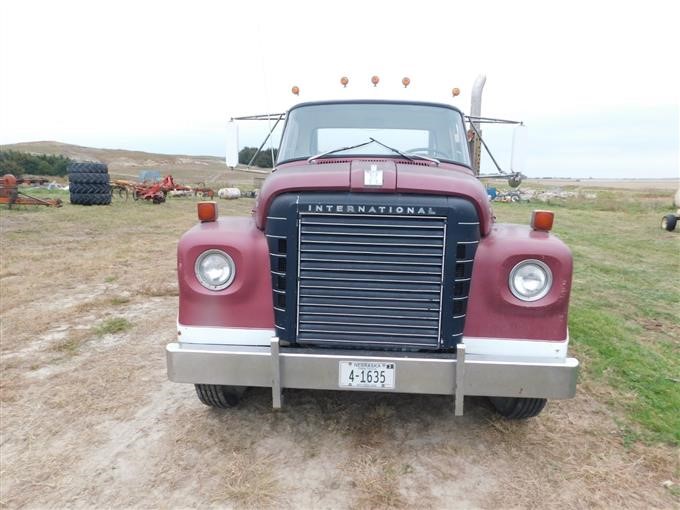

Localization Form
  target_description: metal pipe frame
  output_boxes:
[468,121,505,174]
[232,113,287,121]
[245,114,285,168]
[465,116,523,125]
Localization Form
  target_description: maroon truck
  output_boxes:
[166,97,578,419]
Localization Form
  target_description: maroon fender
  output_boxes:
[255,160,492,235]
[464,224,573,341]
[177,217,274,329]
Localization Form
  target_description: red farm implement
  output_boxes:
[110,175,213,204]
[133,175,191,203]
[108,175,215,204]
[0,174,62,208]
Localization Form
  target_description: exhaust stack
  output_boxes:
[470,74,486,174]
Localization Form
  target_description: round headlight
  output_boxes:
[509,259,552,302]
[195,250,235,290]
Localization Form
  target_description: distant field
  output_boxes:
[1,183,678,508]
[525,178,678,191]
[3,140,678,193]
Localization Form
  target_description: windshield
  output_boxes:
[277,102,471,166]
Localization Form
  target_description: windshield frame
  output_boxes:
[276,100,472,168]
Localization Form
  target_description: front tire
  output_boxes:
[194,384,244,408]
[489,396,547,419]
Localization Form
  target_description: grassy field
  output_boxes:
[495,191,679,445]
[1,183,678,508]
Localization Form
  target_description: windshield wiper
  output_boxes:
[307,140,375,163]
[403,152,440,166]
[307,137,440,166]
[367,137,414,162]
[370,137,440,166]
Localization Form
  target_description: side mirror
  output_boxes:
[508,173,523,188]
[510,124,528,174]
[225,120,239,168]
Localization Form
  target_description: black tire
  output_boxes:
[67,162,108,174]
[661,214,677,231]
[69,172,110,185]
[69,192,112,205]
[489,396,547,419]
[69,183,111,194]
[195,384,244,408]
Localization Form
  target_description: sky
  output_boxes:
[0,0,678,178]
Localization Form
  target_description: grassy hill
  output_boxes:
[0,141,267,186]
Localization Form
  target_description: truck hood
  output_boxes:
[254,159,492,235]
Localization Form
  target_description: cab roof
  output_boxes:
[288,99,466,116]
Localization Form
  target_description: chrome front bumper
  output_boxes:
[166,339,579,415]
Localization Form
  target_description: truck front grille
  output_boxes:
[265,193,480,350]
[296,214,445,348]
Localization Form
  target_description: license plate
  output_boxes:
[339,361,395,389]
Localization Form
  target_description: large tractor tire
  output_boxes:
[69,183,111,194]
[489,396,547,419]
[69,192,112,205]
[68,161,111,205]
[69,172,110,185]
[67,162,108,174]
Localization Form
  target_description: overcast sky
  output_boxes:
[1,0,678,178]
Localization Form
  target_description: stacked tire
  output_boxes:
[68,162,111,205]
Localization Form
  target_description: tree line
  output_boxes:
[238,147,278,168]
[0,151,73,177]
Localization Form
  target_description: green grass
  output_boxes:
[46,316,132,358]
[94,317,132,336]
[51,336,84,355]
[494,191,680,445]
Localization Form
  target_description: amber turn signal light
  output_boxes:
[531,210,554,231]
[198,201,218,222]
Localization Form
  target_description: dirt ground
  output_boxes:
[1,195,678,509]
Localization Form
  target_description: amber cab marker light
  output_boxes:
[340,76,349,87]
[291,85,300,95]
[197,201,218,222]
[452,87,461,97]
[371,75,380,86]
[402,77,411,88]
[531,210,555,231]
